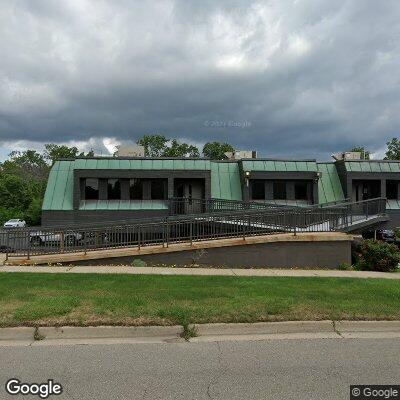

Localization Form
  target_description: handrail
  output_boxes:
[324,197,386,208]
[1,196,387,258]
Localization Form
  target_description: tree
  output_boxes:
[350,146,370,160]
[137,135,169,157]
[137,135,200,157]
[0,150,49,226]
[202,142,235,160]
[0,174,31,209]
[163,139,200,157]
[384,138,400,160]
[0,143,95,226]
[2,150,48,182]
[44,144,94,165]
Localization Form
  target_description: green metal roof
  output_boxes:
[317,163,345,203]
[211,162,242,200]
[345,160,400,173]
[73,158,212,170]
[42,158,353,211]
[241,160,318,172]
[42,160,74,211]
[43,158,241,211]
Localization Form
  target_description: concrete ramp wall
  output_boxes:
[5,233,353,269]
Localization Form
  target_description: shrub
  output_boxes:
[338,262,353,271]
[355,240,400,272]
[131,258,147,268]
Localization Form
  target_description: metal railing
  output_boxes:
[0,197,386,258]
[311,198,350,208]
[168,197,289,215]
[321,197,387,224]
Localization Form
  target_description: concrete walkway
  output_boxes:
[1,264,399,279]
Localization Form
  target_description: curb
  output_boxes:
[195,321,334,335]
[39,325,182,340]
[0,321,399,343]
[335,320,400,332]
[0,327,35,341]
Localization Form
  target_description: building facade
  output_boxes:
[42,157,400,228]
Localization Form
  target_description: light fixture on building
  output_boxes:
[315,171,322,182]
[245,171,250,187]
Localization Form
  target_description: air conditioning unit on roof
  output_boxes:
[332,151,362,161]
[115,145,145,157]
[224,150,257,160]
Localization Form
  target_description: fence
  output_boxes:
[0,197,386,258]
[168,197,288,215]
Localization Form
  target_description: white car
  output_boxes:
[3,219,26,228]
[29,231,83,246]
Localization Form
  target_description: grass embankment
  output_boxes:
[0,273,399,327]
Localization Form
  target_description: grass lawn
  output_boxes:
[0,272,399,327]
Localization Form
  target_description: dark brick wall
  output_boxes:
[41,209,169,227]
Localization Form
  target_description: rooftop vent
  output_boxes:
[224,150,257,160]
[331,151,362,161]
[115,145,145,157]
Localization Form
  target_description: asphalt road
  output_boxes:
[0,338,399,400]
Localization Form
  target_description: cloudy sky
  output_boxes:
[1,0,400,160]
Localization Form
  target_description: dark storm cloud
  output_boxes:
[1,0,400,159]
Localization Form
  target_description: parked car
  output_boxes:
[29,231,83,246]
[362,229,396,243]
[3,219,26,228]
[0,245,15,253]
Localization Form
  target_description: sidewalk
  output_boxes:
[1,265,399,279]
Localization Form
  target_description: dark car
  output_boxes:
[362,229,396,242]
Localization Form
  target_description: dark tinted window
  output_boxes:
[85,178,99,200]
[273,181,286,200]
[130,179,143,200]
[386,181,398,200]
[251,180,265,200]
[151,179,166,200]
[295,181,308,200]
[107,179,121,200]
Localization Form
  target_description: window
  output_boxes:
[130,179,143,200]
[150,179,166,200]
[273,181,286,200]
[251,180,265,200]
[107,179,121,200]
[85,178,99,200]
[386,181,398,200]
[295,181,308,200]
